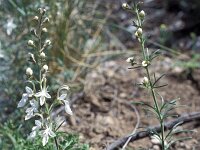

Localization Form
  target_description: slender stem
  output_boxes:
[140,18,165,149]
[54,137,59,150]
[160,120,165,150]
[145,68,159,112]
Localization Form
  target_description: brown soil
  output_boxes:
[62,57,200,150]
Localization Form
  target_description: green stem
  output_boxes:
[140,23,165,149]
[160,120,165,150]
[145,68,159,111]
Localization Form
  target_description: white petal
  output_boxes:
[26,86,33,96]
[30,100,39,111]
[25,112,33,120]
[32,126,38,131]
[28,131,36,139]
[45,92,51,99]
[35,92,42,97]
[58,94,67,101]
[25,107,32,113]
[35,120,42,128]
[42,135,49,146]
[64,101,73,115]
[40,96,45,106]
[17,94,28,108]
[49,130,56,137]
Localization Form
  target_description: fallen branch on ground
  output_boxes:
[106,112,200,150]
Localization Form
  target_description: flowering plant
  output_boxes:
[123,2,192,150]
[17,8,73,148]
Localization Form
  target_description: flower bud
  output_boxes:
[42,28,48,33]
[122,3,130,9]
[143,77,149,85]
[142,60,150,67]
[43,9,46,14]
[38,8,43,14]
[139,10,145,19]
[43,65,48,71]
[33,16,39,21]
[26,67,33,76]
[38,8,46,15]
[28,40,34,46]
[136,28,143,36]
[43,17,49,23]
[28,53,36,63]
[30,28,37,36]
[40,52,46,58]
[126,57,136,66]
[126,57,134,63]
[135,31,139,38]
[45,39,51,46]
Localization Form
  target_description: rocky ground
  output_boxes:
[59,56,200,150]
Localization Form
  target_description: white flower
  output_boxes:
[25,99,39,120]
[26,67,33,76]
[35,87,51,106]
[28,120,42,139]
[18,86,34,108]
[58,94,73,115]
[39,125,56,146]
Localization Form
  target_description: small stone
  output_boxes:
[179,142,185,148]
[185,144,191,150]
[119,93,127,98]
[151,137,160,145]
[153,145,160,150]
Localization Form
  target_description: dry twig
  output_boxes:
[106,112,200,150]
